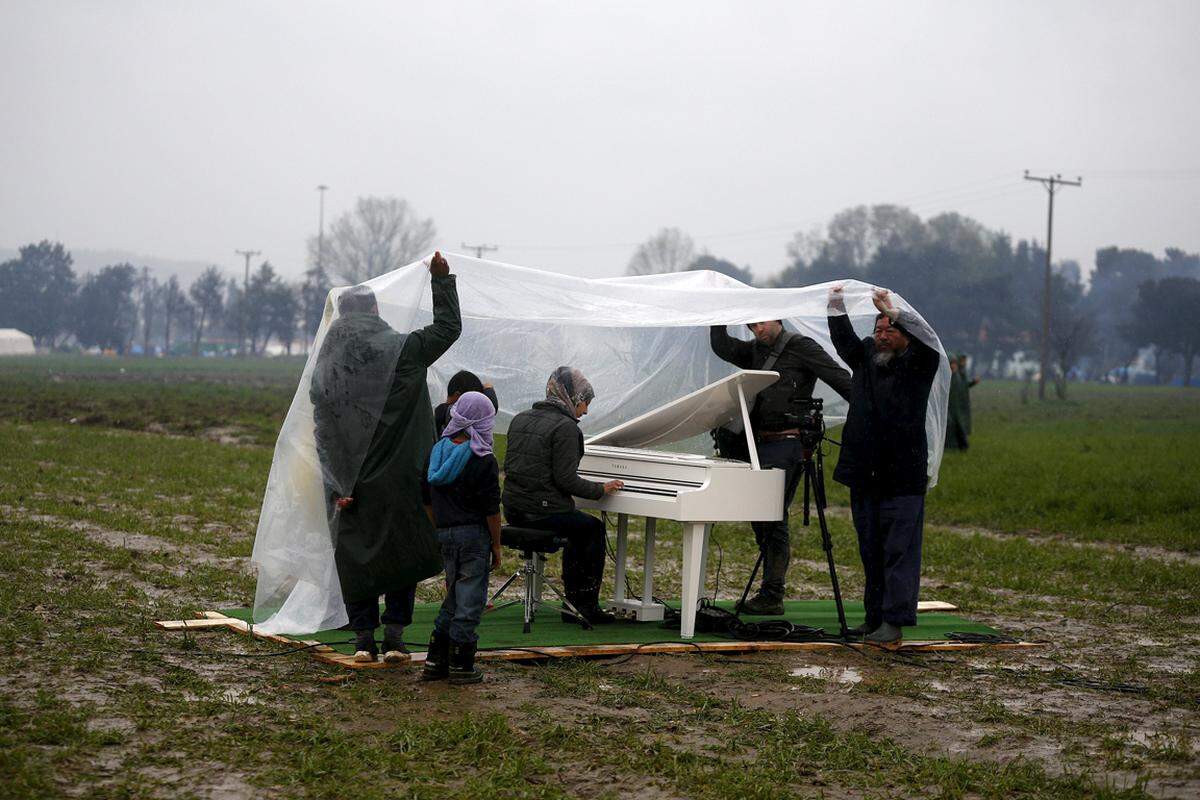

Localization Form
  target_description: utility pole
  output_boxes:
[316,185,329,272]
[234,248,261,357]
[1023,171,1081,400]
[461,242,498,260]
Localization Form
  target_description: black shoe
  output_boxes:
[736,594,785,616]
[865,622,902,645]
[847,621,879,637]
[420,630,450,681]
[578,604,616,625]
[560,609,594,628]
[353,629,378,663]
[448,641,483,685]
[382,623,409,663]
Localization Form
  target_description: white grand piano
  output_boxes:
[574,369,784,639]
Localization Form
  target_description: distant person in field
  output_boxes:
[958,354,979,435]
[827,286,940,646]
[310,252,462,663]
[420,391,502,684]
[434,370,498,435]
[945,354,980,450]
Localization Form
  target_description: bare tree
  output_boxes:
[307,195,436,285]
[1049,309,1094,399]
[626,227,696,276]
[161,275,187,355]
[188,267,224,356]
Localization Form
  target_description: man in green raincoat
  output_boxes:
[945,354,979,450]
[310,252,462,662]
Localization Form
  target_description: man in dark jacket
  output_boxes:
[502,366,622,624]
[710,320,852,615]
[827,285,941,645]
[310,252,462,662]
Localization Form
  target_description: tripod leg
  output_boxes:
[736,550,764,618]
[803,465,811,526]
[808,459,850,639]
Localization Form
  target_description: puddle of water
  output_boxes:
[789,666,863,685]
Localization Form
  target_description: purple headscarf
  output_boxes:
[441,390,496,456]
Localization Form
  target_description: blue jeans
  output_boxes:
[849,490,925,628]
[434,524,492,644]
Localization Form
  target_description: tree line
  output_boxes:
[627,208,1200,388]
[0,241,330,356]
[2,195,1196,386]
[0,196,436,357]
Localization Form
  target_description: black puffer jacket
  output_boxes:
[502,401,605,518]
[828,311,941,496]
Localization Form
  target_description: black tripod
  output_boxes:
[736,425,851,640]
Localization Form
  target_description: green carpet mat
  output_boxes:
[222,601,999,655]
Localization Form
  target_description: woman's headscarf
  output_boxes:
[440,390,496,456]
[544,366,595,420]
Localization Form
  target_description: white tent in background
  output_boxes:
[0,329,35,356]
[250,253,951,635]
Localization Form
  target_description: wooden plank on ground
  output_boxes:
[164,608,1033,671]
[916,600,958,612]
[301,638,1042,669]
[155,618,239,631]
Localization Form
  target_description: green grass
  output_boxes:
[1,355,1197,797]
[821,380,1200,551]
[0,354,304,446]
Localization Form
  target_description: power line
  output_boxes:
[1024,170,1082,401]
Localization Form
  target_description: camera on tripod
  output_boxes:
[784,397,824,450]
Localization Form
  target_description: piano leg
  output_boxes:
[612,513,629,605]
[697,523,713,595]
[679,522,707,639]
[642,517,657,606]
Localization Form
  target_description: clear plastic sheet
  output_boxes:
[250,253,949,634]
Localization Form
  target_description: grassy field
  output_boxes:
[1,355,1198,798]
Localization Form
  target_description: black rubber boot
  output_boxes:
[577,586,617,625]
[382,623,409,664]
[420,630,450,681]
[735,594,784,616]
[847,621,879,637]
[865,622,902,646]
[448,641,483,685]
[561,589,611,626]
[353,629,378,663]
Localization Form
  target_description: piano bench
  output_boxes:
[499,526,570,557]
[490,526,589,633]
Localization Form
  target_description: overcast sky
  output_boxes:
[2,1,1198,283]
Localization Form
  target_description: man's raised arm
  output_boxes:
[410,251,463,367]
[710,325,754,369]
[826,284,864,371]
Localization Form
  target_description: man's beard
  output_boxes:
[872,349,895,367]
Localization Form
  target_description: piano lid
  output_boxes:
[586,369,779,449]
